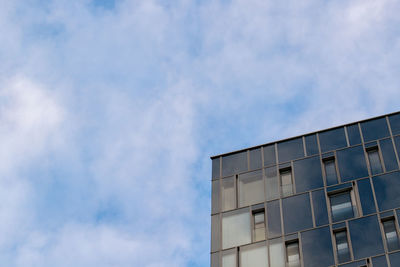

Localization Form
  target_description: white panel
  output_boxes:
[240,242,269,267]
[269,239,285,267]
[222,250,236,267]
[222,209,251,249]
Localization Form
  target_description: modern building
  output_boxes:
[210,111,400,267]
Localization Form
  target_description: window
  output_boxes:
[221,177,236,211]
[280,169,293,197]
[334,229,351,263]
[324,158,338,185]
[329,190,357,222]
[222,208,251,249]
[286,241,300,267]
[367,147,383,175]
[253,210,265,242]
[222,249,236,267]
[240,242,269,267]
[238,170,264,207]
[382,218,400,251]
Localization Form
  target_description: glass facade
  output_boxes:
[211,112,400,267]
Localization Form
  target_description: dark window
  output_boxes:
[212,157,220,179]
[301,226,335,267]
[380,138,399,171]
[389,113,400,135]
[312,189,329,227]
[382,218,400,251]
[222,151,248,177]
[282,193,313,234]
[329,190,357,222]
[263,144,276,167]
[389,251,400,266]
[305,134,319,156]
[293,156,324,193]
[277,138,304,163]
[324,158,338,185]
[253,210,265,242]
[373,172,400,211]
[357,178,376,216]
[367,147,383,175]
[267,200,282,238]
[372,255,388,267]
[334,229,351,263]
[249,148,262,171]
[361,117,390,142]
[347,124,362,146]
[265,166,279,200]
[211,180,220,214]
[319,127,347,153]
[286,241,300,267]
[337,145,369,182]
[280,169,294,197]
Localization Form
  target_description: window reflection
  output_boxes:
[367,148,383,175]
[238,170,264,207]
[265,167,279,200]
[253,211,266,242]
[286,241,300,267]
[329,190,357,222]
[280,169,293,197]
[324,158,338,185]
[334,230,351,263]
[382,218,400,252]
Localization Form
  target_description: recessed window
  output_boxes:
[253,211,265,242]
[382,218,400,252]
[329,190,357,222]
[334,229,351,263]
[286,240,300,267]
[324,158,338,185]
[280,169,293,197]
[367,147,383,175]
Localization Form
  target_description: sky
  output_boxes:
[0,0,400,266]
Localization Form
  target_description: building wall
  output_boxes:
[211,112,400,267]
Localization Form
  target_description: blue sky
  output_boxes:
[0,0,400,266]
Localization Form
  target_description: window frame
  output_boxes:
[252,208,266,242]
[285,239,301,267]
[328,188,358,223]
[381,216,400,252]
[366,146,384,175]
[323,156,339,185]
[280,167,294,197]
[333,228,352,264]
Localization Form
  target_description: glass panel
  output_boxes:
[324,159,338,185]
[269,238,285,267]
[335,230,351,263]
[348,215,384,259]
[221,177,235,211]
[286,242,300,267]
[372,172,400,211]
[372,255,388,267]
[357,178,376,215]
[249,148,262,171]
[212,157,220,180]
[305,134,319,156]
[267,200,282,238]
[211,215,220,252]
[312,189,329,227]
[361,117,390,142]
[347,124,361,146]
[238,170,264,207]
[263,144,276,167]
[337,145,369,182]
[280,170,293,197]
[265,166,279,200]
[330,191,356,222]
[338,260,366,267]
[368,148,383,175]
[253,211,265,242]
[380,138,399,171]
[211,252,220,267]
[389,251,400,266]
[389,113,400,135]
[383,219,400,251]
[222,208,251,249]
[222,151,248,177]
[240,242,269,267]
[277,138,304,163]
[222,249,236,267]
[212,180,220,214]
[301,226,335,267]
[319,127,347,153]
[293,155,324,193]
[282,193,313,234]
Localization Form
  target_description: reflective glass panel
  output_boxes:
[335,230,351,263]
[222,151,248,177]
[222,249,236,267]
[348,215,384,259]
[249,148,262,171]
[265,166,279,200]
[312,189,329,227]
[221,177,235,211]
[324,159,338,185]
[280,170,293,197]
[301,226,335,267]
[361,117,390,142]
[330,191,356,222]
[373,172,400,211]
[211,215,220,252]
[277,138,304,163]
[389,113,400,135]
[267,200,282,238]
[212,180,220,214]
[319,127,347,153]
[337,145,369,182]
[305,134,319,156]
[347,124,362,146]
[293,155,324,193]
[389,251,400,266]
[269,238,285,267]
[380,138,399,171]
[383,219,400,251]
[368,148,383,175]
[357,178,376,215]
[286,241,300,267]
[222,208,251,249]
[240,242,269,267]
[212,158,220,179]
[253,211,265,242]
[282,193,313,234]
[263,144,276,167]
[372,255,388,267]
[238,170,264,207]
